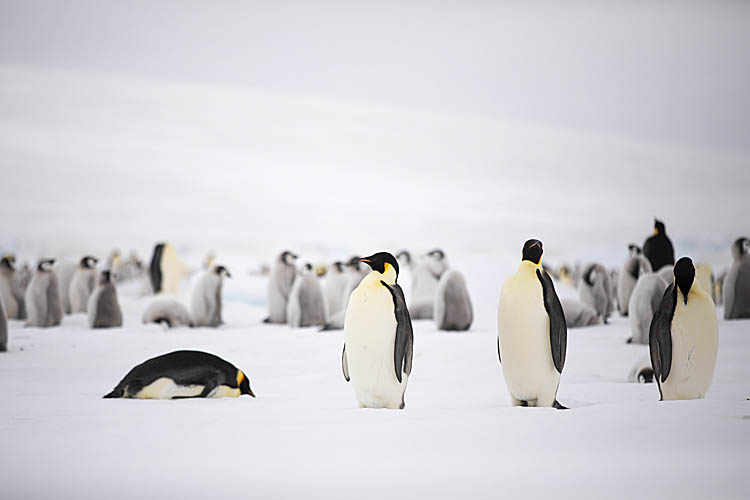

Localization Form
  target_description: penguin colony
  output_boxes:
[1,218,745,408]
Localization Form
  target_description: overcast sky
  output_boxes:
[1,1,748,156]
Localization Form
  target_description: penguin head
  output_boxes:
[360,252,399,284]
[37,259,56,272]
[731,237,749,260]
[80,256,98,269]
[301,263,314,275]
[237,370,255,397]
[280,251,298,266]
[654,219,665,235]
[426,249,445,261]
[521,239,543,265]
[332,261,344,273]
[214,265,231,279]
[628,244,641,256]
[673,257,695,305]
[1,255,15,270]
[99,269,114,284]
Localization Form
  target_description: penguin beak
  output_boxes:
[359,258,372,263]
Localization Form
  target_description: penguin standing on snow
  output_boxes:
[190,265,231,327]
[265,250,298,324]
[617,250,652,316]
[578,263,614,324]
[643,219,675,272]
[723,237,750,319]
[434,269,473,331]
[342,252,413,409]
[410,249,449,319]
[104,350,255,399]
[0,255,26,319]
[650,258,718,400]
[287,263,326,328]
[497,239,567,409]
[25,259,64,327]
[142,297,193,328]
[69,256,98,313]
[88,270,123,328]
[321,256,370,330]
[627,272,669,344]
[149,243,188,295]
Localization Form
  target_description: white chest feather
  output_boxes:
[132,377,240,399]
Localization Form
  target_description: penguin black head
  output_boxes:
[654,219,665,235]
[237,371,255,397]
[731,237,749,260]
[427,249,445,260]
[1,255,15,270]
[673,257,695,305]
[303,262,314,273]
[522,239,543,265]
[100,269,113,283]
[360,252,399,280]
[214,265,231,278]
[37,258,56,272]
[628,244,641,255]
[281,251,298,266]
[80,255,98,269]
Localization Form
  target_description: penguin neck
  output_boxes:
[363,266,397,287]
[519,259,541,274]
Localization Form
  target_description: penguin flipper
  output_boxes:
[649,283,676,388]
[536,270,567,373]
[381,281,414,383]
[342,344,350,382]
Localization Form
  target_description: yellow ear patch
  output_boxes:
[383,262,391,274]
[236,370,245,386]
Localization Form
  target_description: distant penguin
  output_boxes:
[149,243,188,295]
[142,297,193,328]
[627,355,654,384]
[0,255,26,319]
[628,273,669,344]
[557,264,575,288]
[69,256,98,313]
[342,252,413,409]
[88,270,122,328]
[410,249,449,320]
[643,219,675,271]
[497,239,567,409]
[324,261,348,319]
[723,237,750,319]
[287,263,326,328]
[560,298,600,328]
[650,258,718,400]
[434,269,473,331]
[25,259,63,327]
[104,350,255,399]
[395,250,415,298]
[0,292,7,352]
[265,250,298,324]
[617,252,652,316]
[55,259,77,315]
[190,265,230,327]
[321,256,369,330]
[578,263,614,324]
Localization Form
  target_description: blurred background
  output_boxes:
[1,0,748,267]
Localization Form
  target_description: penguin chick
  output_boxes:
[191,265,231,327]
[69,255,98,313]
[88,270,123,328]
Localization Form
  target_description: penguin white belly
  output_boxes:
[133,378,204,399]
[498,277,559,405]
[662,296,718,400]
[344,284,405,409]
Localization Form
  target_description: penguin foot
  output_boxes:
[552,400,569,410]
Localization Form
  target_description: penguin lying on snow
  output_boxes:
[88,270,122,328]
[287,263,326,328]
[0,255,26,319]
[104,350,255,399]
[434,269,473,331]
[25,259,63,328]
[650,258,718,400]
[142,297,194,328]
[265,250,298,324]
[560,298,600,328]
[190,265,231,327]
[69,256,98,313]
[723,237,750,319]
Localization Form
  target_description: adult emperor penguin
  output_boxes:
[434,269,473,331]
[617,250,652,316]
[149,242,188,295]
[497,239,567,409]
[578,262,614,324]
[25,259,63,327]
[88,270,123,328]
[649,258,719,400]
[104,350,255,399]
[264,250,298,323]
[410,249,449,320]
[142,297,194,328]
[643,219,675,272]
[190,265,231,327]
[342,252,413,409]
[69,255,98,313]
[0,255,26,319]
[287,263,327,327]
[627,272,669,344]
[723,237,750,319]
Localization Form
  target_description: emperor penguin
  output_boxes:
[434,269,473,331]
[578,263,614,324]
[17,262,32,292]
[723,237,750,319]
[69,255,98,313]
[643,219,675,272]
[265,250,298,324]
[410,249,449,320]
[88,270,123,328]
[627,272,669,344]
[324,261,348,319]
[287,263,327,328]
[104,350,255,399]
[342,252,413,409]
[649,258,719,400]
[142,297,194,328]
[190,265,231,327]
[617,251,653,316]
[560,298,600,328]
[0,255,26,319]
[497,239,567,409]
[25,259,64,327]
[0,292,7,351]
[395,250,415,298]
[149,242,188,295]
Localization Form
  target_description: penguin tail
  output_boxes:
[103,387,124,399]
[552,400,569,410]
